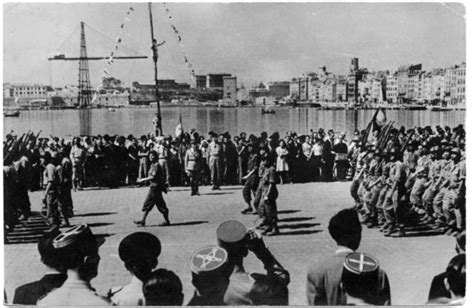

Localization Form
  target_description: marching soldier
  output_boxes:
[134,150,171,227]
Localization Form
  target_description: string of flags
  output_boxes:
[92,6,135,102]
[162,2,196,83]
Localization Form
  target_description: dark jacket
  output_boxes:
[13,273,67,305]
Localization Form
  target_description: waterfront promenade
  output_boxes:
[4,182,454,305]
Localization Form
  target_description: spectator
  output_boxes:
[37,224,109,305]
[142,269,183,306]
[427,254,466,305]
[340,252,388,305]
[217,220,290,305]
[306,208,390,305]
[108,232,161,305]
[13,229,67,304]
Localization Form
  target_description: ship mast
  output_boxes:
[148,2,162,136]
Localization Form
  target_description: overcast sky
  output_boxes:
[3,2,466,88]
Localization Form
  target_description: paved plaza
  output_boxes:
[4,182,455,305]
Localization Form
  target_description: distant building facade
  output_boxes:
[206,73,232,89]
[223,76,237,102]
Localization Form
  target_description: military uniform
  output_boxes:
[208,141,222,189]
[185,147,202,196]
[43,162,61,227]
[136,161,170,226]
[242,152,260,212]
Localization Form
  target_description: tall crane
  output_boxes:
[48,21,147,107]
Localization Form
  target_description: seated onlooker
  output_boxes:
[427,231,465,301]
[341,252,385,305]
[427,254,466,305]
[142,269,184,306]
[37,224,109,305]
[108,232,161,305]
[13,229,67,305]
[306,208,390,305]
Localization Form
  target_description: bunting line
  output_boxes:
[92,6,135,103]
[162,2,196,84]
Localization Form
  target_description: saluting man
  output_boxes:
[134,150,170,227]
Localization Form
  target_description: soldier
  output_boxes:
[208,133,222,190]
[69,137,85,191]
[217,220,290,305]
[37,224,109,306]
[143,269,184,305]
[155,137,170,187]
[57,149,73,227]
[188,245,230,305]
[42,152,61,229]
[241,143,260,214]
[134,150,171,227]
[185,142,202,196]
[108,232,161,305]
[257,153,280,236]
[382,147,407,237]
[340,252,391,305]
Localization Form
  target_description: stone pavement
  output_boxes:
[4,182,455,305]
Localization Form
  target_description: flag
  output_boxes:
[175,113,183,137]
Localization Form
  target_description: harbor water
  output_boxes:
[3,107,466,139]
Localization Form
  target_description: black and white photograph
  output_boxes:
[2,1,468,306]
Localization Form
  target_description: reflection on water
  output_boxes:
[4,107,466,139]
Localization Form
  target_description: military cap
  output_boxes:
[190,246,228,275]
[341,252,380,300]
[119,232,161,264]
[217,220,248,250]
[52,224,100,256]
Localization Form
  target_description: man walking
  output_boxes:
[134,150,170,227]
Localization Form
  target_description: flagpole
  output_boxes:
[148,2,162,136]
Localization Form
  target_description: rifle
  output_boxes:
[400,127,416,153]
[361,109,380,145]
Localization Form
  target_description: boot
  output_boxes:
[265,224,280,236]
[134,211,148,227]
[159,211,171,227]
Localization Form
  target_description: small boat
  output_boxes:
[4,110,20,117]
[108,107,116,112]
[261,106,275,114]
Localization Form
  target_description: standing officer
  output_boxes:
[185,142,202,196]
[156,138,170,187]
[208,133,222,190]
[134,150,170,227]
[69,137,85,191]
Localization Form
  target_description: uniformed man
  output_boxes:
[241,143,260,214]
[185,142,202,196]
[382,147,407,237]
[37,224,109,306]
[208,133,222,190]
[257,153,279,236]
[57,150,73,227]
[69,137,85,191]
[134,150,171,227]
[188,245,230,305]
[155,138,170,187]
[340,252,391,305]
[217,220,290,305]
[108,232,161,305]
[42,152,61,229]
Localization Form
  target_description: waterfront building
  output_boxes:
[453,62,466,105]
[268,81,290,98]
[397,64,422,102]
[335,78,347,102]
[206,73,232,89]
[223,76,237,102]
[195,75,207,90]
[347,58,363,102]
[4,83,51,99]
[386,73,398,103]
